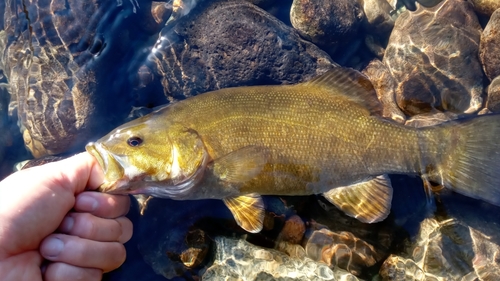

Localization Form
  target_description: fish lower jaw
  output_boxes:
[86,142,106,171]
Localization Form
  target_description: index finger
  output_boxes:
[74,192,130,219]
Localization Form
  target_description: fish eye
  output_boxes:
[127,136,143,147]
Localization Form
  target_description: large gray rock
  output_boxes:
[145,0,335,101]
[383,0,484,116]
[480,8,500,81]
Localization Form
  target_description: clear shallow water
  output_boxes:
[1,0,500,280]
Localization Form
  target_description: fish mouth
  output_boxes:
[86,142,106,173]
[85,142,124,192]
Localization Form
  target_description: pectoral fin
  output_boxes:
[323,175,393,223]
[213,146,270,184]
[134,195,153,215]
[223,193,265,233]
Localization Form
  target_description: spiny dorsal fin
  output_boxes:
[213,146,270,184]
[323,175,393,223]
[303,67,382,115]
[223,193,265,233]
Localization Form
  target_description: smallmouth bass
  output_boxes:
[86,68,500,233]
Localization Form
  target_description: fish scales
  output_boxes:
[142,84,423,195]
[86,68,500,232]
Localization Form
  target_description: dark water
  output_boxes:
[2,0,500,280]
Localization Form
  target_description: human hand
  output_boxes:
[0,152,133,281]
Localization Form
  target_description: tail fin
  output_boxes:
[435,114,500,206]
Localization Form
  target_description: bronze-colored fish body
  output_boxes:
[86,68,500,233]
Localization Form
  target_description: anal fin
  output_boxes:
[323,175,393,223]
[223,193,265,233]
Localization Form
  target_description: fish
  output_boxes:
[86,67,500,233]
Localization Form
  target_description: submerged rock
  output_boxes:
[147,0,335,102]
[379,255,425,280]
[277,215,306,244]
[362,59,405,123]
[2,0,163,157]
[485,76,500,113]
[416,0,444,8]
[470,228,500,280]
[379,218,476,280]
[480,8,500,81]
[135,198,233,279]
[360,0,396,36]
[290,0,364,51]
[404,111,457,127]
[469,0,500,16]
[304,228,381,277]
[383,0,484,116]
[202,236,358,281]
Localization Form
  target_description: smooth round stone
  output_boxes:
[383,0,484,116]
[485,76,500,113]
[277,215,306,244]
[290,0,364,49]
[304,228,381,277]
[379,255,425,281]
[379,218,477,280]
[480,8,500,81]
[362,59,406,123]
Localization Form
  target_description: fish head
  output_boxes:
[86,115,208,198]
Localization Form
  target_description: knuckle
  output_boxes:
[76,213,99,238]
[117,217,133,243]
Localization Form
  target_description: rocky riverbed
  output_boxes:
[2,0,500,280]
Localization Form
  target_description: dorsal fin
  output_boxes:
[302,67,383,115]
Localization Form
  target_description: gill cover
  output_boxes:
[159,124,210,198]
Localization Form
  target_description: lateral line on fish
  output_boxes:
[201,115,352,139]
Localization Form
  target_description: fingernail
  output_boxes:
[77,195,98,212]
[60,216,74,233]
[42,237,64,258]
